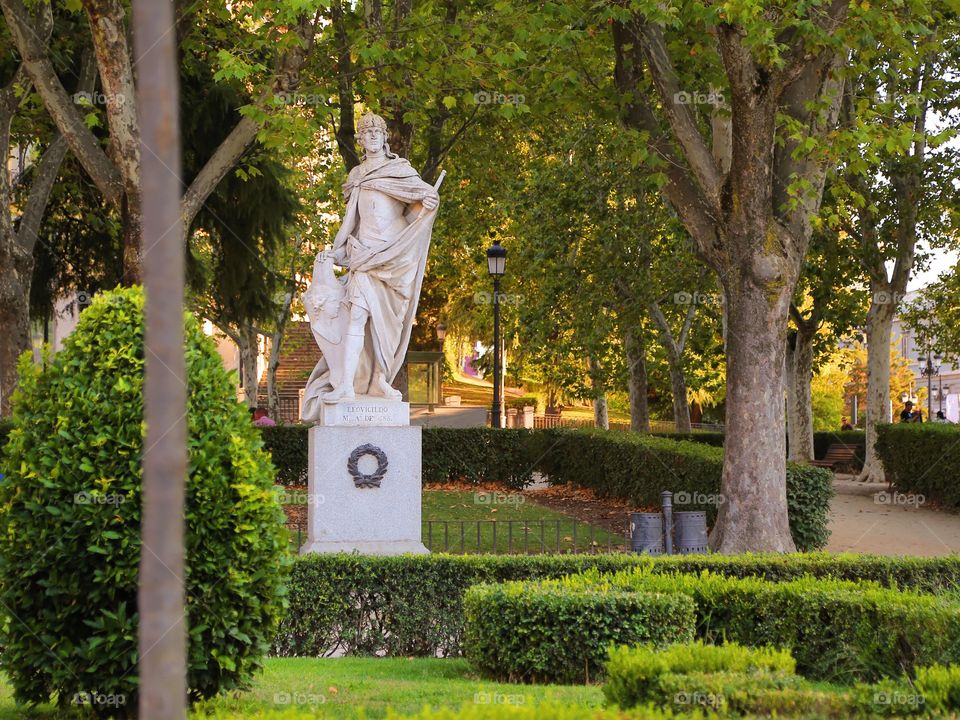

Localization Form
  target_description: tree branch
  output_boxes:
[0,0,124,204]
[612,19,723,268]
[638,21,723,210]
[15,50,98,253]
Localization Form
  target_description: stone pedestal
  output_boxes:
[300,397,428,555]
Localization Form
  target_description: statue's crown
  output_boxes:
[357,112,387,133]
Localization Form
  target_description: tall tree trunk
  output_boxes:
[588,356,609,429]
[0,242,33,416]
[667,361,691,434]
[786,326,815,462]
[238,326,259,408]
[624,324,649,432]
[858,295,896,483]
[594,395,609,430]
[785,333,798,458]
[267,284,295,419]
[709,276,797,553]
[649,301,693,433]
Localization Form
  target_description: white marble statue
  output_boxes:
[301,112,442,421]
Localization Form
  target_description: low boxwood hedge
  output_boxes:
[650,430,866,467]
[605,642,960,717]
[259,425,538,489]
[604,642,798,711]
[258,425,833,551]
[651,431,726,447]
[604,569,960,682]
[876,423,960,509]
[464,583,695,683]
[273,553,960,659]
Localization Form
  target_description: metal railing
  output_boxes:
[532,416,724,433]
[287,519,631,555]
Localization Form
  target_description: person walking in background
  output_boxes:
[934,410,952,424]
[841,417,854,431]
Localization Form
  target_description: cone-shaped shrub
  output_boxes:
[0,286,287,712]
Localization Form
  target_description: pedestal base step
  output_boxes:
[299,540,429,555]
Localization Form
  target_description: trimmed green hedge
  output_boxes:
[260,425,537,489]
[877,423,960,509]
[650,430,866,466]
[605,642,960,717]
[260,424,309,486]
[464,583,695,683]
[605,569,960,682]
[652,431,725,447]
[273,553,960,658]
[604,642,797,710]
[423,427,536,488]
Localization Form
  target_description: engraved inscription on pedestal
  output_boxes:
[318,398,410,427]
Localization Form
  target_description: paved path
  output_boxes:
[827,476,960,556]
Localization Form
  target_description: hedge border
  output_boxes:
[464,583,696,683]
[273,552,960,659]
[877,423,960,509]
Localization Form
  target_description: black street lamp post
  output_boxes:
[486,240,507,428]
[919,349,942,421]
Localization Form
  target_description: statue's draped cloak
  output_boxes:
[301,157,437,421]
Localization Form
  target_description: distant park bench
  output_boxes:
[811,443,860,471]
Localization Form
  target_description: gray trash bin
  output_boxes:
[630,512,663,555]
[674,510,708,554]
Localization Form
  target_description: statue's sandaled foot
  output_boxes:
[323,384,356,403]
[371,373,402,401]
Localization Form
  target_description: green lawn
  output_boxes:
[287,490,626,554]
[0,658,602,718]
[195,658,603,718]
[421,490,626,554]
